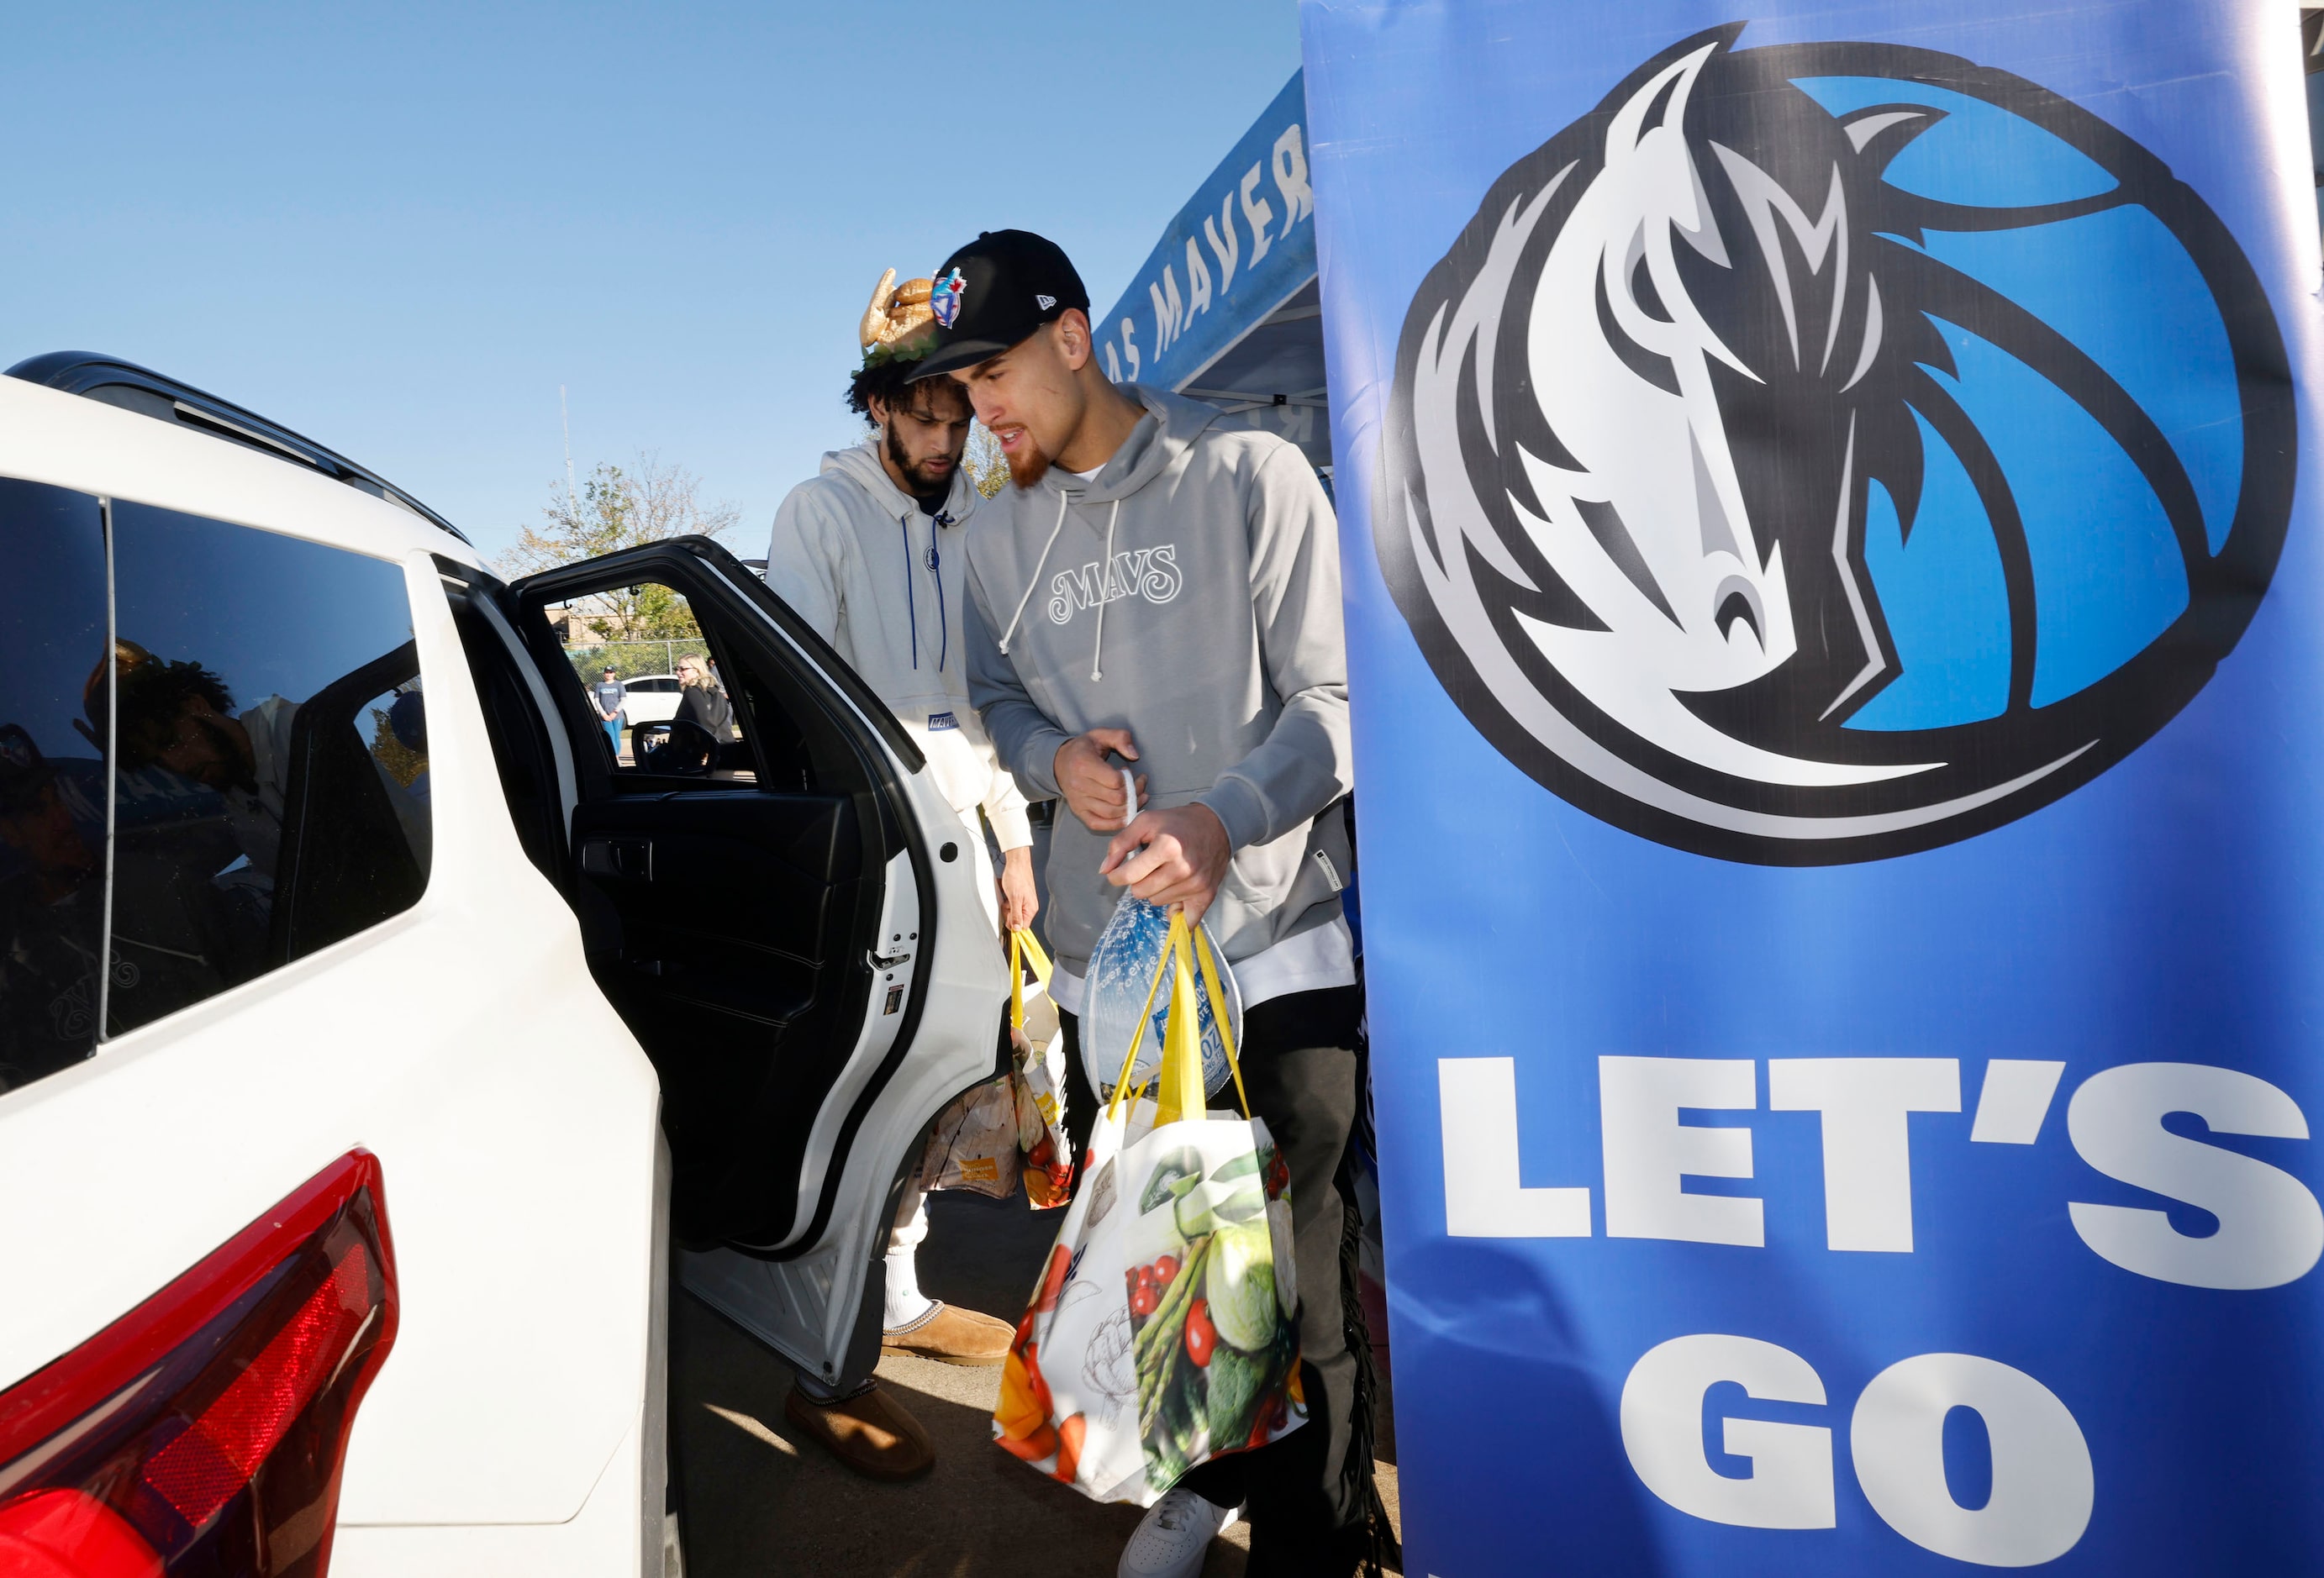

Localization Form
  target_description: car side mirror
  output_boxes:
[632,718,717,776]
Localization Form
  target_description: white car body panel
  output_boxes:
[617,676,683,726]
[0,376,670,1524]
[0,367,1003,1569]
[332,1413,654,1578]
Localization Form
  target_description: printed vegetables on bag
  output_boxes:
[989,907,1304,1503]
[1125,1139,1303,1486]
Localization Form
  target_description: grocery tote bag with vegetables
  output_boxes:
[993,907,1305,1502]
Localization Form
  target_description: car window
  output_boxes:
[563,586,750,781]
[102,503,429,1037]
[0,481,110,1092]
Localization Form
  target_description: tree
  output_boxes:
[498,454,740,642]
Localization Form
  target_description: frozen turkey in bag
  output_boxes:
[1080,894,1242,1101]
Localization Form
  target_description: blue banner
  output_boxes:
[1093,72,1315,392]
[1301,2,2322,1572]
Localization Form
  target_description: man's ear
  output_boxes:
[865,392,891,430]
[1055,309,1093,372]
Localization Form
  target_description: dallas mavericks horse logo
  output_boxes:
[1378,26,2294,864]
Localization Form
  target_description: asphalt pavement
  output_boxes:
[672,1185,1401,1576]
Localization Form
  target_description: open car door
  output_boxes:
[441,536,1006,1392]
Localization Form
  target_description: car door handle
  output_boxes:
[579,836,653,881]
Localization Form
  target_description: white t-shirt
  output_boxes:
[1047,904,1357,1018]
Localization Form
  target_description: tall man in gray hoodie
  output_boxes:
[914,230,1372,1578]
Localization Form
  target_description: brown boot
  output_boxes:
[783,1381,935,1481]
[880,1302,1014,1366]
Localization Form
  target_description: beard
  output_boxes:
[1004,432,1052,490]
[883,423,957,504]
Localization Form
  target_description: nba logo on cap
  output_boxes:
[930,268,967,329]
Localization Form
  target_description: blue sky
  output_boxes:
[0,3,1300,563]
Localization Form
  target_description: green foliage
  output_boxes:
[368,705,425,787]
[497,453,740,643]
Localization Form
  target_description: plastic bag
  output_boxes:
[1081,894,1242,1102]
[994,909,1304,1503]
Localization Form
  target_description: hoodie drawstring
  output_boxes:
[896,508,955,673]
[897,512,920,670]
[930,512,951,674]
[1090,498,1121,682]
[999,488,1072,656]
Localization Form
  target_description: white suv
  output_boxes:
[0,355,1005,1576]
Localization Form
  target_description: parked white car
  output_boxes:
[618,674,685,726]
[0,354,1006,1576]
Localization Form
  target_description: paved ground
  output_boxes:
[672,1186,1400,1576]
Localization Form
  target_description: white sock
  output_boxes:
[883,1242,935,1330]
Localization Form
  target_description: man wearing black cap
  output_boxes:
[918,232,1375,1578]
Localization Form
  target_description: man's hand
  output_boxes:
[1101,804,1232,924]
[998,845,1039,932]
[1055,728,1147,831]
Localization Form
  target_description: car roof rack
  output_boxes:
[5,350,471,544]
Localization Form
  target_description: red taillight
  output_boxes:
[0,1152,398,1578]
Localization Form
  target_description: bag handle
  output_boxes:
[1008,926,1055,1033]
[1190,922,1249,1118]
[1104,909,1252,1125]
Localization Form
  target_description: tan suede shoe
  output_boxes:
[880,1301,1014,1366]
[783,1382,935,1481]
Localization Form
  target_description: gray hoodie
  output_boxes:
[962,385,1352,977]
[766,440,1032,854]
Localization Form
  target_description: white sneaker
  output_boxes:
[1118,1487,1240,1578]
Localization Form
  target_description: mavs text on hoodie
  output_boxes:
[765,439,1031,929]
[963,387,1355,1009]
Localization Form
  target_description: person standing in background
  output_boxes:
[760,266,1039,1481]
[672,653,730,740]
[592,665,624,759]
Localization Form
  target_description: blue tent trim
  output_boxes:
[1093,72,1331,469]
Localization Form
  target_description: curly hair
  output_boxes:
[84,640,237,770]
[845,355,972,424]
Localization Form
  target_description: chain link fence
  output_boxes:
[563,639,709,685]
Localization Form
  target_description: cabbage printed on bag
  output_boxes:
[1124,1138,1304,1486]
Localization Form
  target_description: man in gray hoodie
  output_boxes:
[914,230,1372,1578]
[761,272,1035,1483]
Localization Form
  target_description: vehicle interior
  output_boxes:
[439,539,940,1252]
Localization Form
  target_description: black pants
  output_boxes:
[1062,986,1370,1578]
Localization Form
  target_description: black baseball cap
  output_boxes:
[907,229,1090,381]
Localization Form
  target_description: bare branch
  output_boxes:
[496,452,740,642]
